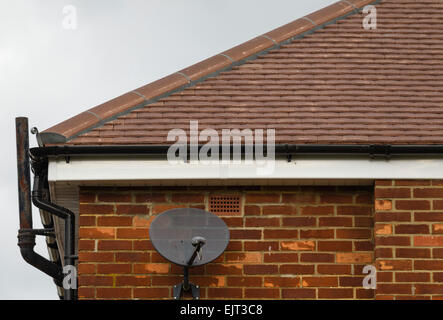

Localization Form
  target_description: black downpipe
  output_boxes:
[16,117,64,287]
[31,168,77,301]
[16,117,77,300]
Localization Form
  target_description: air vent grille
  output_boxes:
[209,195,241,214]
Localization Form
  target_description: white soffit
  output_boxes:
[47,156,443,184]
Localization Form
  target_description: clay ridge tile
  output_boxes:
[41,0,377,145]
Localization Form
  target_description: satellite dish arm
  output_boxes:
[178,236,206,297]
[187,236,206,266]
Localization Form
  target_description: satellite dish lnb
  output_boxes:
[149,208,230,300]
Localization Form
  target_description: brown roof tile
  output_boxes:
[221,36,276,62]
[178,55,232,82]
[42,0,443,146]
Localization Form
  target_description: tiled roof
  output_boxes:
[42,0,443,146]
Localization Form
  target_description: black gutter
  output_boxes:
[16,118,77,300]
[29,144,443,159]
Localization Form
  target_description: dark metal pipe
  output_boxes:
[15,117,64,284]
[31,165,77,301]
[16,117,32,230]
[182,267,189,291]
[17,230,63,281]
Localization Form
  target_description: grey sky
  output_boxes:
[0,0,337,299]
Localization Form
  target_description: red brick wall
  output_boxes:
[77,186,375,300]
[374,180,443,300]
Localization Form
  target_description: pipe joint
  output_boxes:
[17,230,36,248]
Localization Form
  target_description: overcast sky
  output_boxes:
[0,0,337,299]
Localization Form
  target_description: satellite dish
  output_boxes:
[149,208,230,300]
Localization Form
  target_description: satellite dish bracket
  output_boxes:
[173,238,206,300]
[173,266,200,300]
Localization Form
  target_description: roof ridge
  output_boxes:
[41,0,378,145]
